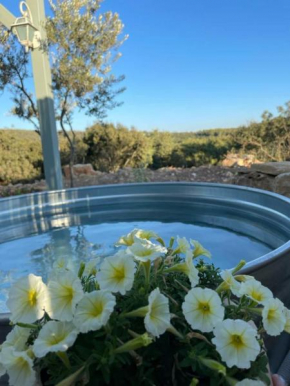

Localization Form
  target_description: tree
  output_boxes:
[148,130,175,169]
[234,102,290,162]
[0,0,127,186]
[84,123,152,172]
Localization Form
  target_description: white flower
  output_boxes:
[190,239,211,258]
[83,257,100,277]
[220,270,241,297]
[176,236,191,253]
[96,251,136,295]
[52,257,76,273]
[182,288,224,333]
[33,321,78,358]
[262,298,286,336]
[1,347,36,386]
[284,308,290,333]
[144,288,171,337]
[116,229,159,246]
[127,237,167,263]
[74,290,116,333]
[47,271,84,321]
[239,279,273,304]
[1,326,31,352]
[236,380,265,386]
[182,250,199,287]
[165,250,199,287]
[7,274,50,323]
[212,319,260,369]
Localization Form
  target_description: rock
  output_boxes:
[251,162,290,176]
[233,171,275,192]
[273,173,290,197]
[63,164,99,179]
[73,164,99,176]
[222,154,261,168]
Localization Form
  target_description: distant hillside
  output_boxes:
[1,108,290,185]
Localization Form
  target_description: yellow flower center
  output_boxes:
[137,249,154,257]
[250,290,262,302]
[27,289,37,307]
[47,332,67,346]
[89,301,104,317]
[230,334,244,349]
[16,356,30,372]
[112,265,126,282]
[198,301,210,314]
[267,308,276,320]
[63,286,74,303]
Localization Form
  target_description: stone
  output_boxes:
[251,162,290,176]
[273,173,290,197]
[73,164,98,176]
[63,164,99,179]
[222,154,261,168]
[233,171,275,192]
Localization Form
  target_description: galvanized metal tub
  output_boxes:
[0,182,290,375]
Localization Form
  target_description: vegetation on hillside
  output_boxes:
[1,102,290,185]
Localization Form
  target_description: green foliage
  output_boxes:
[148,130,175,169]
[0,130,42,183]
[84,123,152,172]
[2,100,290,185]
[0,130,87,184]
[234,102,290,162]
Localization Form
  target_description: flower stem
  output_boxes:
[57,351,71,369]
[123,306,148,318]
[142,260,151,288]
[231,260,246,275]
[15,322,38,329]
[114,333,153,354]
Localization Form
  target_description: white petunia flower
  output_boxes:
[47,271,84,322]
[83,257,100,277]
[284,308,290,333]
[262,298,286,336]
[96,251,136,295]
[239,279,273,304]
[236,380,266,386]
[33,321,78,358]
[127,237,167,263]
[182,287,224,333]
[170,250,199,287]
[1,347,36,386]
[144,288,171,337]
[74,290,116,333]
[220,270,241,297]
[176,236,191,253]
[2,326,31,352]
[52,257,76,273]
[190,239,211,258]
[7,274,50,323]
[212,319,260,369]
[116,229,159,246]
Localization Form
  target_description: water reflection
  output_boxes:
[0,221,272,313]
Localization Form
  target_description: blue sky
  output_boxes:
[1,0,290,131]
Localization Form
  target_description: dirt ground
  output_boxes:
[0,165,241,197]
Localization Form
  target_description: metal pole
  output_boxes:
[27,0,63,191]
[0,1,63,191]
